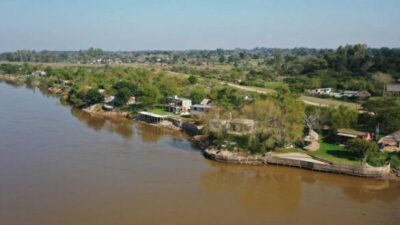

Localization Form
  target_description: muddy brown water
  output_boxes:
[0,82,399,225]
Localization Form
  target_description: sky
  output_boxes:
[0,0,399,51]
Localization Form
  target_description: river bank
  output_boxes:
[202,148,400,180]
[1,76,399,180]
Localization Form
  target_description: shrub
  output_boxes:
[85,89,103,105]
[114,87,131,107]
[346,138,378,163]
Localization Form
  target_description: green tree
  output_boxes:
[188,75,198,85]
[346,139,378,163]
[139,84,162,107]
[114,87,131,107]
[189,88,206,104]
[330,106,358,131]
[85,89,103,105]
[363,98,400,133]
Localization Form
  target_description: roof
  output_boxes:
[167,96,191,102]
[343,90,358,94]
[356,90,371,97]
[191,104,211,109]
[138,111,169,119]
[379,131,400,143]
[337,128,366,138]
[386,84,400,92]
[200,98,212,105]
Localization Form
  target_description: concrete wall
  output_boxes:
[203,149,391,178]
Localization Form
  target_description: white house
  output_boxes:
[165,95,192,114]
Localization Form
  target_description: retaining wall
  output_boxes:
[203,149,391,178]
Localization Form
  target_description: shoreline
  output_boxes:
[1,76,399,180]
[202,148,399,180]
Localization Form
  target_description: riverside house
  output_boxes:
[385,84,400,95]
[191,98,212,116]
[165,95,192,115]
[335,128,372,142]
[378,131,400,152]
[31,70,47,77]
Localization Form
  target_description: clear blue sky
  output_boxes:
[0,0,399,51]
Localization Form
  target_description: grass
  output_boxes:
[308,140,360,165]
[300,95,362,110]
[148,107,171,116]
[263,81,288,90]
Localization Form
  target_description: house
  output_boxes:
[200,98,212,106]
[385,84,400,95]
[342,90,358,98]
[378,131,400,152]
[329,92,343,98]
[127,96,136,105]
[31,71,47,77]
[138,111,169,123]
[165,95,192,115]
[191,98,212,115]
[316,88,333,95]
[104,96,115,104]
[307,88,333,96]
[336,128,371,142]
[191,104,211,115]
[356,90,371,99]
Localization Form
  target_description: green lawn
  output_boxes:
[308,141,360,165]
[263,81,288,90]
[300,95,361,110]
[148,107,171,116]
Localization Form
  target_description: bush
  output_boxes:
[346,138,378,162]
[114,87,131,107]
[85,89,103,105]
[188,75,198,85]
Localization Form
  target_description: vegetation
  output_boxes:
[346,138,379,163]
[309,140,359,165]
[1,43,399,169]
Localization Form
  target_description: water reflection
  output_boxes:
[201,161,302,214]
[0,79,25,88]
[70,108,134,139]
[136,122,187,143]
[201,160,400,213]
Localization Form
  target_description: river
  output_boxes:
[0,82,399,225]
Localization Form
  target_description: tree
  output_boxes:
[85,89,103,105]
[112,81,137,96]
[139,84,161,107]
[188,75,198,85]
[305,106,320,130]
[114,87,131,107]
[189,88,206,104]
[330,106,358,131]
[346,138,378,163]
[363,98,400,133]
[243,92,305,150]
